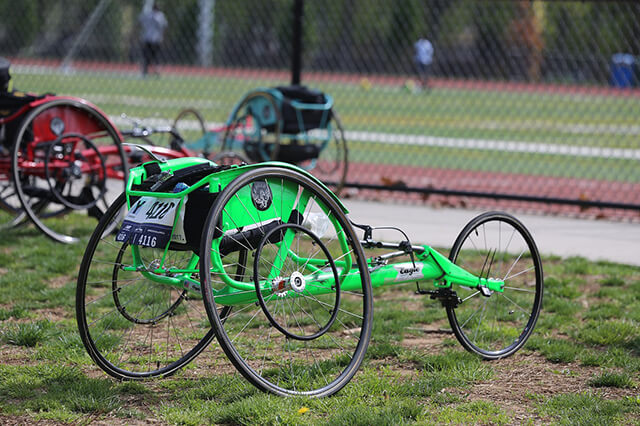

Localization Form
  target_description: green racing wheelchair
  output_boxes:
[76,154,543,397]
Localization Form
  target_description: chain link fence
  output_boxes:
[2,0,640,219]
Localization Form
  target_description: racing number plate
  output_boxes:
[116,196,187,248]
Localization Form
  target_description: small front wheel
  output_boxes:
[446,212,543,359]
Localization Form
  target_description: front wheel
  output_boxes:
[446,211,543,359]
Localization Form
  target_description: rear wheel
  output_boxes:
[297,111,348,194]
[199,167,372,397]
[173,108,207,151]
[446,212,543,359]
[76,191,219,379]
[11,99,128,243]
[223,91,281,163]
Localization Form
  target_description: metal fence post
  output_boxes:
[291,0,304,85]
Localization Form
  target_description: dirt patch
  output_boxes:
[31,306,70,323]
[463,353,638,423]
[49,275,73,289]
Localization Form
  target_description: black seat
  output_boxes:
[275,85,332,134]
[0,91,43,118]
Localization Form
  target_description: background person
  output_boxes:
[138,3,168,77]
[413,36,434,91]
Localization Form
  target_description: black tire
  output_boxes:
[446,211,543,359]
[297,110,348,194]
[0,163,28,230]
[211,150,249,166]
[173,108,207,152]
[199,167,373,397]
[76,191,219,379]
[11,99,128,243]
[223,91,281,162]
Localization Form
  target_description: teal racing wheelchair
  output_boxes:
[76,155,543,397]
[174,85,348,191]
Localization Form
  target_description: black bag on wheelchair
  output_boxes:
[0,90,46,150]
[132,162,301,255]
[273,85,332,134]
[0,57,47,149]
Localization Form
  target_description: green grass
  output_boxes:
[1,214,640,424]
[537,392,640,425]
[1,320,54,347]
[12,66,640,182]
[588,371,636,389]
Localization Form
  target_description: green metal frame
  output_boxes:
[120,157,504,308]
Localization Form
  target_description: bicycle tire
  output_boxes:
[446,211,543,359]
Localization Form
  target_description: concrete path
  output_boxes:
[343,199,640,266]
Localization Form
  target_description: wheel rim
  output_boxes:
[447,213,543,358]
[224,92,281,163]
[11,100,128,243]
[298,112,348,193]
[254,223,342,341]
[44,133,107,211]
[200,168,372,396]
[77,193,215,379]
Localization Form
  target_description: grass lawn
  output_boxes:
[1,213,640,424]
[13,67,640,183]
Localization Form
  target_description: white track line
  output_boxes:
[110,116,640,160]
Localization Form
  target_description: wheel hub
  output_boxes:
[272,276,288,297]
[71,162,83,178]
[289,271,306,293]
[149,259,162,271]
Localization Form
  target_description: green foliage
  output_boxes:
[326,399,422,426]
[561,257,592,275]
[583,302,623,321]
[536,338,581,364]
[0,364,129,421]
[0,305,29,321]
[429,400,509,425]
[600,275,626,287]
